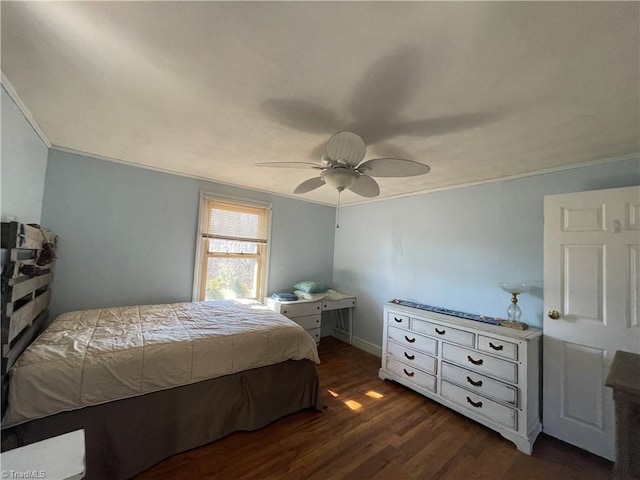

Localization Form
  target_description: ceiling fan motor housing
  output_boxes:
[321,168,359,191]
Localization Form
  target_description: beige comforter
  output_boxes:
[3,300,320,427]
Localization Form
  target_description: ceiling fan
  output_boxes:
[256,131,430,198]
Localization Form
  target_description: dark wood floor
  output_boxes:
[137,336,613,479]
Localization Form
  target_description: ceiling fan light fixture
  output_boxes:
[321,169,359,192]
[257,130,430,199]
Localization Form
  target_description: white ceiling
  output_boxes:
[2,2,638,205]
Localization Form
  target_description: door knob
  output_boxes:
[547,309,560,319]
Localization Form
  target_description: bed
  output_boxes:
[1,299,323,479]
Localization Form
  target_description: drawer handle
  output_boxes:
[404,352,415,360]
[489,342,504,351]
[467,355,484,366]
[466,376,483,387]
[403,368,415,377]
[435,328,446,335]
[466,397,483,408]
[405,336,416,343]
[394,316,403,323]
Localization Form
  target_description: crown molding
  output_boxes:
[1,71,52,148]
[52,145,639,209]
[340,152,640,208]
[50,145,336,207]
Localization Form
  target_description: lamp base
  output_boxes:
[499,319,529,330]
[507,302,522,321]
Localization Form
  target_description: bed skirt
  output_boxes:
[4,359,322,479]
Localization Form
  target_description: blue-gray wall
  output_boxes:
[1,87,48,223]
[3,86,639,348]
[333,157,640,353]
[41,149,336,319]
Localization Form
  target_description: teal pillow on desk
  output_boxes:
[293,281,330,293]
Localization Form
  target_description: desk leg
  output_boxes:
[348,308,353,345]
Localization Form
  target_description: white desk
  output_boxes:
[266,296,356,344]
[1,430,85,480]
[321,297,357,345]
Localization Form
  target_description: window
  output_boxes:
[194,194,271,301]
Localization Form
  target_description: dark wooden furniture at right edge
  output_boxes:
[606,350,640,480]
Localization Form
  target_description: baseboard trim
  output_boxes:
[322,330,382,357]
[328,329,349,344]
[350,335,382,358]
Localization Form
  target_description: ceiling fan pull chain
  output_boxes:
[336,191,341,229]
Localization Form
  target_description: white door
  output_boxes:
[543,185,640,460]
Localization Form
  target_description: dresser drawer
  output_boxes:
[477,335,518,360]
[386,311,410,328]
[306,328,321,343]
[412,318,475,347]
[442,362,517,406]
[442,343,517,384]
[387,341,436,375]
[441,381,517,429]
[278,301,321,318]
[387,326,437,356]
[386,357,436,393]
[293,314,321,330]
[323,298,356,310]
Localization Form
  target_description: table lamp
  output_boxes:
[499,282,531,321]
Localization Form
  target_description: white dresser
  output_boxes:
[379,303,542,454]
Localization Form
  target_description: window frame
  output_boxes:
[192,192,272,302]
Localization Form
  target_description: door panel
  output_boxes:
[562,244,604,321]
[544,185,640,461]
[562,204,605,231]
[625,200,640,230]
[561,343,605,430]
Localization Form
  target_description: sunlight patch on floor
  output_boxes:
[327,389,339,397]
[366,390,384,399]
[344,400,362,411]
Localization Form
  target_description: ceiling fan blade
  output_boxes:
[325,132,366,167]
[348,175,380,198]
[255,161,323,169]
[357,158,430,177]
[294,177,325,194]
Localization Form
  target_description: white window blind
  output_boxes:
[202,199,269,244]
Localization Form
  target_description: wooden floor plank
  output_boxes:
[136,336,613,479]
